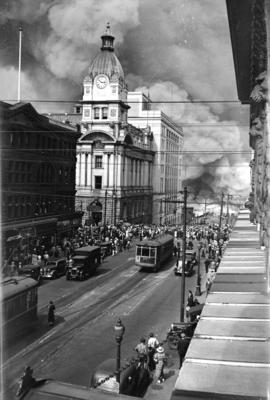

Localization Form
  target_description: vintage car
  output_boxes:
[18,264,42,284]
[174,250,197,277]
[66,246,101,281]
[40,258,67,279]
[100,242,112,258]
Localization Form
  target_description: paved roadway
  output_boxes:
[2,243,203,400]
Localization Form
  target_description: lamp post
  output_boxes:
[195,243,202,296]
[114,318,125,385]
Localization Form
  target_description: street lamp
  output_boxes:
[195,243,202,296]
[114,318,125,384]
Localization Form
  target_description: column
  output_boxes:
[85,153,88,187]
[87,153,92,187]
[109,153,114,187]
[124,155,128,187]
[76,152,80,187]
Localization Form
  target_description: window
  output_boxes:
[102,107,108,119]
[94,108,100,119]
[94,176,102,189]
[110,108,116,117]
[76,106,81,113]
[95,155,103,168]
[84,108,90,117]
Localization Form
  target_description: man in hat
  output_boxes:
[177,332,190,368]
[153,345,166,383]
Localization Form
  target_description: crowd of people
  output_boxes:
[4,218,232,280]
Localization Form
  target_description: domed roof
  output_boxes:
[89,51,124,80]
[89,23,124,81]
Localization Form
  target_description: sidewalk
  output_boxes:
[144,268,208,400]
[143,344,179,400]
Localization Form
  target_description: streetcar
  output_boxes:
[1,276,38,343]
[135,234,174,272]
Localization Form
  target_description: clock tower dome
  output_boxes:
[81,23,129,138]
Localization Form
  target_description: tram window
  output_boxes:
[150,248,156,257]
[142,247,150,257]
[136,247,142,256]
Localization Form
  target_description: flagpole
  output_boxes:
[17,27,23,102]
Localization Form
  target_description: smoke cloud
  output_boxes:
[0,0,250,200]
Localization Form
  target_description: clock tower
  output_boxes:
[81,23,129,138]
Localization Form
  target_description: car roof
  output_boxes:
[47,258,66,263]
[21,264,40,269]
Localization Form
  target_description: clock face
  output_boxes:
[96,75,107,89]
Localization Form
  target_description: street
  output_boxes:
[2,244,202,399]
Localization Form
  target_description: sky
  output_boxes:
[0,0,251,205]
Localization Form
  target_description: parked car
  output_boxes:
[18,264,42,284]
[174,250,197,277]
[40,258,67,279]
[99,242,112,259]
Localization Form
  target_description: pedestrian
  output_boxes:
[135,337,148,364]
[16,366,36,396]
[177,332,190,368]
[147,332,159,370]
[206,278,212,294]
[204,256,211,273]
[153,345,166,383]
[48,301,55,326]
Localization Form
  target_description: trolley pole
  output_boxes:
[180,187,187,322]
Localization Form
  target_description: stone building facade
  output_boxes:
[1,102,82,264]
[45,25,185,225]
[76,24,154,225]
[227,0,270,278]
[128,92,184,225]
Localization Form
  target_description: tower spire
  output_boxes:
[101,22,115,52]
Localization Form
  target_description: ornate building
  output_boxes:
[46,26,184,225]
[128,92,184,225]
[227,0,270,276]
[1,102,82,263]
[76,24,154,225]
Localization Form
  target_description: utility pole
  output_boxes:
[180,186,187,322]
[218,192,225,239]
[160,199,163,225]
[226,194,230,225]
[195,243,202,296]
[161,187,188,322]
